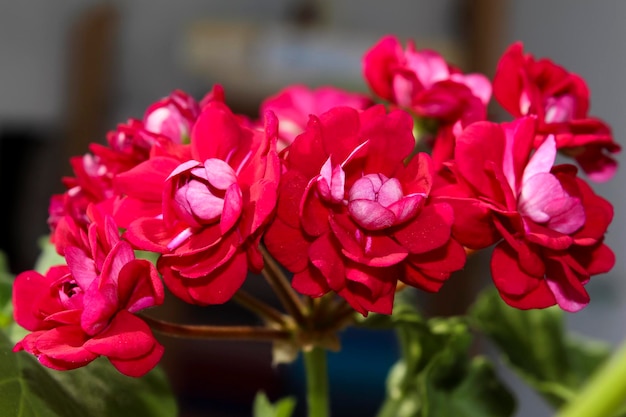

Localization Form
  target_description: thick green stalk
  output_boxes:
[557,339,626,417]
[303,347,330,417]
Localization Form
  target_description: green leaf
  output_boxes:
[470,289,612,408]
[0,329,177,417]
[253,391,297,417]
[368,290,515,417]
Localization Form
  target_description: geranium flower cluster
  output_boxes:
[12,36,617,376]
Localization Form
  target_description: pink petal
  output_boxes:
[545,196,585,234]
[453,73,492,105]
[100,241,136,286]
[407,49,449,86]
[348,200,395,230]
[518,172,564,223]
[181,180,224,222]
[522,135,557,184]
[545,260,589,312]
[348,176,379,201]
[220,183,243,234]
[65,247,98,290]
[318,157,346,203]
[377,178,404,207]
[502,117,537,193]
[204,158,238,190]
[81,280,118,336]
[167,159,201,180]
[392,73,416,107]
[386,194,424,224]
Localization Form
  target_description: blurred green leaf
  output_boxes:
[367,290,515,417]
[470,289,612,408]
[253,391,296,417]
[34,236,65,274]
[0,251,13,328]
[0,329,177,417]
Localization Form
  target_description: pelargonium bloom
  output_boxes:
[143,89,201,144]
[48,90,202,244]
[434,117,615,311]
[363,35,491,125]
[13,239,164,377]
[260,85,373,151]
[123,101,280,305]
[265,105,466,316]
[493,42,620,181]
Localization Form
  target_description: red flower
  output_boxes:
[363,35,491,124]
[265,105,465,315]
[13,239,164,377]
[48,90,203,244]
[260,85,373,151]
[434,117,614,311]
[123,101,280,305]
[493,42,620,181]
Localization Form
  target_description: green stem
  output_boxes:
[303,347,330,417]
[557,339,626,417]
[260,245,309,326]
[232,290,288,326]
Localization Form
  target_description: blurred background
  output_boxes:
[1,1,625,416]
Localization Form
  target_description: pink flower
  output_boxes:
[434,117,615,311]
[493,42,620,181]
[143,90,201,144]
[123,101,280,305]
[13,238,164,377]
[265,105,465,316]
[363,35,491,124]
[260,85,373,151]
